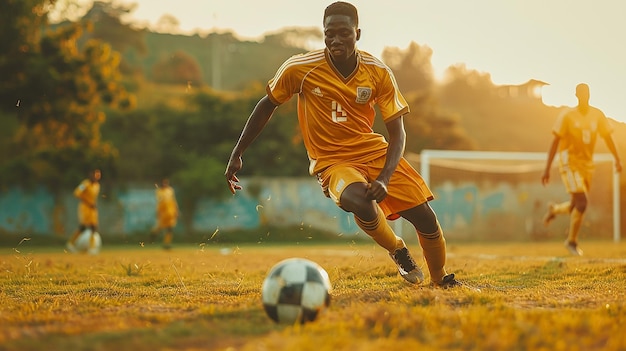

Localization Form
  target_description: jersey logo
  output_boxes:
[311,87,324,97]
[355,87,372,104]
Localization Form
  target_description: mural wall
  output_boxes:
[0,175,616,240]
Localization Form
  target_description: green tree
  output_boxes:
[0,0,50,109]
[75,1,146,76]
[80,1,146,55]
[1,2,133,192]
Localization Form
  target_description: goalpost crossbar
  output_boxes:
[419,149,621,242]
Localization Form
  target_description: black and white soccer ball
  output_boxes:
[261,258,332,324]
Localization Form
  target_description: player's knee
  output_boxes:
[401,203,438,234]
[572,195,587,213]
[339,183,369,213]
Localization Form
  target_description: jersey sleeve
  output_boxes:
[266,55,303,105]
[375,67,409,122]
[74,180,87,198]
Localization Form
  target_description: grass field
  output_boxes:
[1,238,625,351]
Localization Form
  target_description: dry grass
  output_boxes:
[1,240,625,351]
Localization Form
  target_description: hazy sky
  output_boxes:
[82,0,626,123]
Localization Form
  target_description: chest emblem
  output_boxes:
[355,87,372,104]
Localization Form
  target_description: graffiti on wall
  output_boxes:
[0,178,613,239]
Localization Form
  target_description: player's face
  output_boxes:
[576,84,590,104]
[323,15,360,63]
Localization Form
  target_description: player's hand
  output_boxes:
[365,180,388,203]
[225,156,243,194]
[541,171,550,186]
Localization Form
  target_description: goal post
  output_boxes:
[417,149,621,242]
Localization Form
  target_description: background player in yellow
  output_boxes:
[225,2,463,288]
[66,169,101,254]
[542,83,622,255]
[151,178,179,250]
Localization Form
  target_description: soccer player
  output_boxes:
[151,178,179,250]
[541,83,622,255]
[225,1,461,288]
[66,169,101,254]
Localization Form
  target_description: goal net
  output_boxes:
[402,150,620,242]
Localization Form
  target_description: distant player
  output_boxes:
[541,83,622,255]
[151,178,179,250]
[66,169,101,254]
[225,2,462,288]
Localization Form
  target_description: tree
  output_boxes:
[382,42,435,95]
[381,42,476,152]
[1,3,133,193]
[80,1,146,55]
[0,0,50,110]
[152,51,203,86]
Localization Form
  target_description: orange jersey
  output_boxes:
[267,49,409,174]
[156,186,178,227]
[553,106,613,173]
[74,179,100,226]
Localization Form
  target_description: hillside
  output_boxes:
[122,31,309,91]
[115,28,626,166]
[440,86,626,157]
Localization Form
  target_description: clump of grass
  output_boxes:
[120,262,149,276]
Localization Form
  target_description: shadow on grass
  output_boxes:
[0,308,290,351]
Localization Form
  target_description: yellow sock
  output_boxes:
[418,223,448,283]
[164,232,173,246]
[69,230,81,244]
[89,231,96,249]
[567,208,584,243]
[552,201,572,215]
[355,207,402,252]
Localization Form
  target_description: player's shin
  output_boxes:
[164,231,173,245]
[568,208,584,243]
[417,223,448,283]
[354,206,402,252]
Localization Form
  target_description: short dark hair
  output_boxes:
[323,1,358,27]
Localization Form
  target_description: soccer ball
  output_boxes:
[74,229,102,254]
[261,258,332,324]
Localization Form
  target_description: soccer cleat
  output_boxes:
[543,202,556,227]
[564,240,583,256]
[431,273,481,291]
[433,273,463,289]
[66,242,77,253]
[389,246,424,284]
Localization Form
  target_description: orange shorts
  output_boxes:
[157,210,178,229]
[559,165,591,194]
[78,203,98,227]
[316,156,434,219]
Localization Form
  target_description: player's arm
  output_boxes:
[366,115,406,202]
[74,182,94,207]
[542,135,560,186]
[225,95,279,194]
[603,135,622,173]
